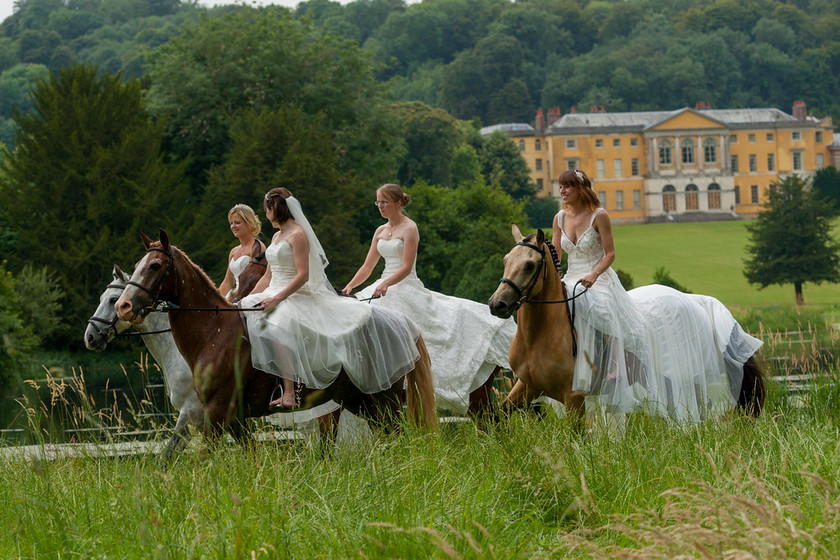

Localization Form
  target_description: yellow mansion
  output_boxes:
[483,101,837,223]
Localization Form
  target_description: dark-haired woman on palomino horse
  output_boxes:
[489,169,765,429]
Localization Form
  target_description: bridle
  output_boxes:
[125,246,179,315]
[498,238,586,357]
[86,282,128,340]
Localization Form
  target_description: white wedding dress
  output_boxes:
[225,255,251,300]
[558,209,763,421]
[355,238,516,412]
[240,240,423,393]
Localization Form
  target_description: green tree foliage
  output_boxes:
[390,101,463,187]
[652,266,691,293]
[0,63,189,344]
[744,175,840,305]
[524,196,559,229]
[811,166,840,214]
[475,131,535,200]
[406,180,526,299]
[144,9,400,186]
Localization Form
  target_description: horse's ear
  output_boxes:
[250,238,261,257]
[536,229,546,246]
[511,223,524,242]
[158,229,170,251]
[140,231,153,249]
[113,264,129,281]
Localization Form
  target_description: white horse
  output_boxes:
[84,265,204,457]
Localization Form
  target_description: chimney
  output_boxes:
[570,106,576,114]
[547,106,562,126]
[792,100,807,120]
[695,101,708,109]
[535,108,545,132]
[600,106,605,112]
[590,106,599,113]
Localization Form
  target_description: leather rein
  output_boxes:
[498,239,587,357]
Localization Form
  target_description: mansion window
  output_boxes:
[659,140,673,165]
[792,151,803,171]
[614,159,622,178]
[598,191,607,208]
[663,185,676,212]
[791,131,801,141]
[566,139,577,149]
[616,190,624,210]
[681,138,695,164]
[535,158,542,171]
[817,154,824,169]
[750,185,759,204]
[630,138,638,147]
[816,131,823,143]
[748,133,756,143]
[596,139,603,148]
[735,186,741,204]
[633,189,641,209]
[731,154,739,173]
[596,159,605,178]
[767,154,775,171]
[613,139,621,147]
[703,137,717,163]
[749,154,757,172]
[537,178,544,190]
[631,158,639,176]
[535,139,541,151]
[766,133,774,142]
[729,134,737,143]
[708,184,721,209]
[519,140,525,151]
[566,159,577,170]
[686,184,698,211]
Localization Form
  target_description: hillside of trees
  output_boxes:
[1,0,839,366]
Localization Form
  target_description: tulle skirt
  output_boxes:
[563,270,763,421]
[357,274,516,412]
[240,287,422,394]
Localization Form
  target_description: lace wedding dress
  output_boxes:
[355,238,516,412]
[558,209,763,421]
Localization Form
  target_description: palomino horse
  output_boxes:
[84,265,204,457]
[115,230,437,439]
[488,225,765,422]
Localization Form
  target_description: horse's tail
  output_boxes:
[737,355,766,417]
[405,335,438,432]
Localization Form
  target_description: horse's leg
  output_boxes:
[500,378,542,414]
[317,407,342,451]
[467,366,500,418]
[563,391,587,433]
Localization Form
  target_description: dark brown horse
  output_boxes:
[488,225,765,421]
[115,230,438,440]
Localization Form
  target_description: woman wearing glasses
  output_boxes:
[341,183,516,415]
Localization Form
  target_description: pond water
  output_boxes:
[0,352,176,446]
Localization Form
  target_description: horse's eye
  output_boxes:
[523,261,536,272]
[109,296,119,305]
[149,262,161,271]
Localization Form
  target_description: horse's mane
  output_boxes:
[149,241,227,299]
[521,234,562,276]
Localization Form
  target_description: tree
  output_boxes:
[0,63,190,344]
[812,166,840,214]
[475,131,535,200]
[390,101,462,187]
[743,175,840,305]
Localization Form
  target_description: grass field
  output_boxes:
[611,219,840,311]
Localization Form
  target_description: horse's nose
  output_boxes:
[488,297,507,318]
[115,297,133,321]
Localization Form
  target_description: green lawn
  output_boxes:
[611,219,840,312]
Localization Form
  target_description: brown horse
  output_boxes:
[115,230,437,440]
[488,224,765,422]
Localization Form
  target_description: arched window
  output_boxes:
[685,184,698,210]
[535,138,541,151]
[708,183,721,209]
[703,137,717,163]
[659,139,672,165]
[663,184,676,212]
[681,138,695,164]
[518,140,525,151]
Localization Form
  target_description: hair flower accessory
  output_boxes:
[574,170,585,181]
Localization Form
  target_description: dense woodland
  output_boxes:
[1,0,840,374]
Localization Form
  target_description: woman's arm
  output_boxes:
[373,222,418,298]
[341,226,385,294]
[258,229,310,311]
[218,247,236,297]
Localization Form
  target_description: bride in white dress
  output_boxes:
[239,187,424,408]
[218,204,266,302]
[553,169,763,421]
[341,183,517,413]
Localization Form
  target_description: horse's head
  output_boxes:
[488,223,548,318]
[116,229,177,325]
[232,238,267,302]
[84,265,133,351]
